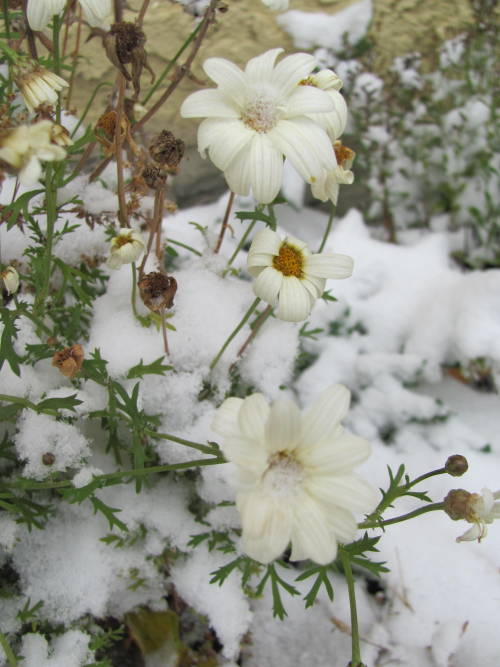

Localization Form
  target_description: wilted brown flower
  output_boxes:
[103,22,154,97]
[149,130,185,172]
[52,344,84,379]
[142,165,168,190]
[95,109,140,156]
[138,272,177,312]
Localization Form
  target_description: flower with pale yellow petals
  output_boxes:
[1,266,20,295]
[15,64,68,113]
[181,48,339,204]
[247,228,353,322]
[0,120,67,185]
[107,229,146,270]
[212,385,377,565]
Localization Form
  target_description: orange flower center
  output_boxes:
[273,243,304,278]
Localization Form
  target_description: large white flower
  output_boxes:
[455,488,500,543]
[181,48,341,204]
[107,229,146,270]
[247,228,353,322]
[212,385,377,564]
[27,0,112,30]
[0,120,67,185]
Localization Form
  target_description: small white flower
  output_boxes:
[0,120,67,185]
[181,48,338,204]
[212,385,377,564]
[456,488,500,543]
[1,266,20,295]
[15,64,68,113]
[300,69,347,141]
[247,228,353,322]
[27,0,112,30]
[312,140,355,205]
[107,229,146,270]
[261,0,289,11]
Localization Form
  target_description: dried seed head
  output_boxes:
[42,452,55,465]
[445,454,469,477]
[103,22,154,97]
[142,165,168,190]
[149,130,185,172]
[52,344,84,379]
[138,272,177,312]
[96,110,119,140]
[444,489,476,521]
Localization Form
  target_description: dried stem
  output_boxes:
[137,0,151,27]
[160,306,170,356]
[115,74,129,227]
[22,0,38,59]
[113,0,123,23]
[214,190,235,254]
[235,305,272,359]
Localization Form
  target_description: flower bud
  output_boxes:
[444,489,478,522]
[52,344,84,379]
[445,454,468,477]
[42,452,55,465]
[1,265,20,295]
[107,228,146,270]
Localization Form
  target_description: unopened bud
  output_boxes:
[149,130,185,172]
[52,344,84,379]
[138,271,177,312]
[42,452,55,465]
[1,265,20,295]
[445,454,468,477]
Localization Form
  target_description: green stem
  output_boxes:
[339,547,362,667]
[144,428,220,456]
[9,456,224,494]
[141,19,203,106]
[70,81,112,138]
[34,164,57,319]
[2,0,10,40]
[0,632,17,667]
[166,238,202,257]
[358,502,445,530]
[407,467,447,489]
[317,202,335,253]
[226,219,256,269]
[209,296,261,371]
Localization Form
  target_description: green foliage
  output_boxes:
[341,534,389,577]
[255,563,300,620]
[295,565,335,608]
[126,357,172,379]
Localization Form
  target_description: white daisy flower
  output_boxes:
[0,120,67,185]
[261,0,289,10]
[312,140,355,205]
[451,488,500,543]
[107,229,146,270]
[247,228,353,322]
[15,64,68,113]
[212,385,377,565]
[27,0,112,30]
[1,266,20,295]
[181,48,339,204]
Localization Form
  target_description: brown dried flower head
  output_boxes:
[104,22,154,97]
[444,489,477,522]
[149,130,185,172]
[138,272,177,312]
[42,452,55,465]
[142,165,168,190]
[445,454,469,477]
[52,344,84,379]
[333,140,355,170]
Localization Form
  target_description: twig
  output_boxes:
[115,74,129,227]
[214,190,235,253]
[136,0,151,27]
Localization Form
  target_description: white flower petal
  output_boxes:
[248,228,281,256]
[456,524,483,542]
[300,275,325,300]
[80,0,111,27]
[245,48,284,84]
[180,89,239,118]
[271,52,317,96]
[220,435,267,471]
[265,398,301,453]
[285,86,334,116]
[203,57,246,106]
[238,393,270,442]
[252,266,283,305]
[300,385,351,446]
[304,431,372,476]
[19,156,42,185]
[327,506,358,543]
[276,276,312,322]
[247,134,284,204]
[223,144,252,196]
[212,397,244,438]
[27,0,65,30]
[305,474,378,514]
[239,491,292,563]
[304,253,353,279]
[198,119,253,170]
[290,492,338,564]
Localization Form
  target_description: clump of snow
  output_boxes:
[19,631,93,667]
[15,411,90,479]
[277,0,372,51]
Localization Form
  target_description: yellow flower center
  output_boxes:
[114,234,133,248]
[273,243,304,278]
[241,95,279,133]
[298,76,317,87]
